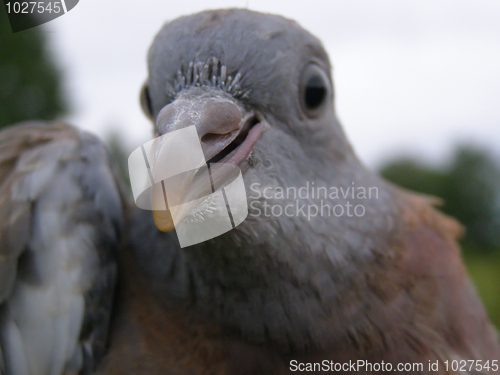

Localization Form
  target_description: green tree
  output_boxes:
[0,8,67,128]
[443,148,500,250]
[380,146,500,252]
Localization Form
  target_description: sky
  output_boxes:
[42,0,500,168]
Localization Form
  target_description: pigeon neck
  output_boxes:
[130,172,402,352]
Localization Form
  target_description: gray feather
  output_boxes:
[0,122,123,375]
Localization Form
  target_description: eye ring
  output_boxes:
[299,64,331,118]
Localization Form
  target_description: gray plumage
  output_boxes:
[0,123,122,374]
[126,9,500,373]
[0,8,499,375]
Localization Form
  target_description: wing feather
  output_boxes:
[0,122,123,375]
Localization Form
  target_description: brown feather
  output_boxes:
[97,188,499,374]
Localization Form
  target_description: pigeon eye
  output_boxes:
[300,64,330,117]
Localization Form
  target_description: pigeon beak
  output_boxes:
[150,89,265,232]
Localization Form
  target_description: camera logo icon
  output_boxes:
[128,126,248,248]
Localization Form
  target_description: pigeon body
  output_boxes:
[0,8,498,375]
[104,8,499,374]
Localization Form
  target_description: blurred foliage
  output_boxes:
[444,149,500,250]
[0,7,67,128]
[380,145,500,327]
[381,146,500,251]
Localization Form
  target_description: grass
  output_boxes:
[462,247,500,328]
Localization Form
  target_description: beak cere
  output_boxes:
[150,89,265,232]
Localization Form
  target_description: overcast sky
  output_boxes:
[43,0,500,168]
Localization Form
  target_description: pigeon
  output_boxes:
[1,8,499,375]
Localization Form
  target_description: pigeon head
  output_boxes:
[143,8,344,147]
[141,8,363,232]
[137,9,398,351]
